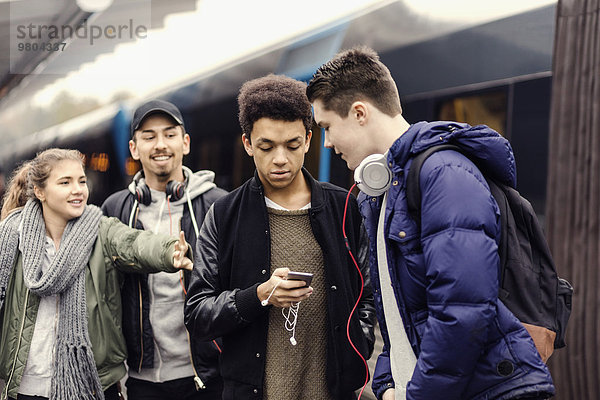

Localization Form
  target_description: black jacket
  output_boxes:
[101,184,227,385]
[184,169,376,399]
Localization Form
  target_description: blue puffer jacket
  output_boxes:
[360,121,555,400]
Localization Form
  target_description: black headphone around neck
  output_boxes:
[354,153,392,197]
[135,179,186,206]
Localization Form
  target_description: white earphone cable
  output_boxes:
[282,302,300,346]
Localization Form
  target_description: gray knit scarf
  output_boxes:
[0,199,104,400]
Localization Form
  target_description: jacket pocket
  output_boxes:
[386,230,426,289]
[387,197,421,254]
[464,327,522,399]
[412,310,428,339]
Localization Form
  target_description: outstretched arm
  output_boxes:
[102,216,192,274]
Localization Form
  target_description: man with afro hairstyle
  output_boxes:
[185,74,376,399]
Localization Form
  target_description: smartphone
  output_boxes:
[286,271,313,288]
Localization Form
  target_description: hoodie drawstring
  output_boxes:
[128,200,139,228]
[186,189,199,238]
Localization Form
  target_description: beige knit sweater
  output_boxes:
[263,208,333,400]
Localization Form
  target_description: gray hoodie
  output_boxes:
[127,166,216,383]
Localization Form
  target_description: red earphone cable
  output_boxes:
[180,271,187,295]
[343,183,369,399]
[166,196,173,235]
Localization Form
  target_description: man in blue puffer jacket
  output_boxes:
[307,46,555,400]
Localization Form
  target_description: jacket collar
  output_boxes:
[388,121,516,187]
[387,121,428,171]
[249,167,324,212]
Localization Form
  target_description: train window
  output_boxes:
[88,153,110,172]
[125,157,141,176]
[437,91,507,136]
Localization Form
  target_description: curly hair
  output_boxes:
[306,45,402,118]
[237,74,313,141]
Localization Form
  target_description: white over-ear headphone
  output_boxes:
[354,153,392,196]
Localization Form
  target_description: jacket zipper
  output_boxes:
[137,279,144,372]
[131,204,146,373]
[2,289,30,400]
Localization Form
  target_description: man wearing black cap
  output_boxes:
[102,99,226,399]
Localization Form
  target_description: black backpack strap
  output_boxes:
[485,178,509,297]
[406,143,463,228]
[406,143,511,291]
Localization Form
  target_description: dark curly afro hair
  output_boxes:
[238,74,313,141]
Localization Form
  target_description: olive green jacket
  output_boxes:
[0,216,181,399]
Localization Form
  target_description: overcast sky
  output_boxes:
[27,0,555,106]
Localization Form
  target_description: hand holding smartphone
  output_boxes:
[286,271,313,288]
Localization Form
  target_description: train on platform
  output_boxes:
[0,5,558,398]
[0,2,556,217]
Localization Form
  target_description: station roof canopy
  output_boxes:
[0,0,557,114]
[0,0,197,106]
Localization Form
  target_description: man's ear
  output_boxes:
[350,101,368,125]
[304,130,312,154]
[129,139,140,160]
[242,134,253,157]
[182,133,191,156]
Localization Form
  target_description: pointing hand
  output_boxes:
[173,231,193,271]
